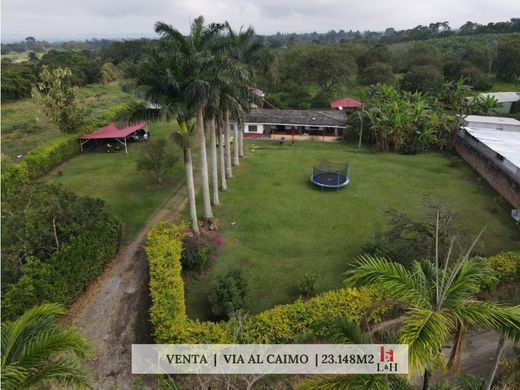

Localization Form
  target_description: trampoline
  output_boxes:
[310,160,350,189]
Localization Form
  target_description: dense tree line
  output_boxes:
[263,18,520,46]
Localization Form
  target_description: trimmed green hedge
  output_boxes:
[148,223,520,345]
[147,223,383,344]
[2,201,123,320]
[1,136,78,197]
[25,136,80,179]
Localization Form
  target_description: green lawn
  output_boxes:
[1,82,137,158]
[48,121,185,239]
[185,141,520,320]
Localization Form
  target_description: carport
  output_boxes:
[79,121,146,154]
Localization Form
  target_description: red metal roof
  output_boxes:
[79,121,146,140]
[330,98,362,109]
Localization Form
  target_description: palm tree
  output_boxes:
[208,116,220,206]
[218,115,228,191]
[224,24,272,163]
[173,120,200,234]
[155,17,226,222]
[1,303,91,390]
[300,316,411,390]
[224,110,234,178]
[345,229,520,390]
[126,49,201,234]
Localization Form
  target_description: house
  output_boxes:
[456,115,520,209]
[243,109,347,141]
[478,92,520,114]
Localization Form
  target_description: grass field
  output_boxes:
[48,121,185,239]
[1,82,137,158]
[184,141,520,320]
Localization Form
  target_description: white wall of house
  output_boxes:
[244,123,264,133]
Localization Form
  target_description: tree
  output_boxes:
[1,303,91,389]
[400,65,445,95]
[494,37,520,82]
[208,269,248,320]
[128,49,200,234]
[136,138,178,184]
[280,43,357,100]
[362,62,394,85]
[31,66,83,134]
[345,227,520,390]
[155,17,248,221]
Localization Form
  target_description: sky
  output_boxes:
[2,0,520,42]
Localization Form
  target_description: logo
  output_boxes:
[380,346,394,362]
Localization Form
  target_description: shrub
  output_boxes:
[489,252,520,283]
[298,272,319,298]
[181,230,222,273]
[208,269,248,320]
[24,136,79,179]
[362,198,463,267]
[1,162,29,197]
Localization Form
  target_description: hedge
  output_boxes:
[2,136,80,197]
[2,211,123,320]
[488,251,520,284]
[24,136,80,179]
[147,222,383,344]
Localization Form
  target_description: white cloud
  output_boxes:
[1,0,519,41]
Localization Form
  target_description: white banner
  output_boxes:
[132,344,408,374]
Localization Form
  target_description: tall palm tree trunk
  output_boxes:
[197,107,213,220]
[184,147,199,235]
[422,369,431,390]
[224,110,233,178]
[483,335,506,390]
[209,116,220,206]
[218,116,228,191]
[239,124,245,157]
[233,121,240,166]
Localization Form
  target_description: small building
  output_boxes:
[243,109,347,141]
[461,115,520,132]
[330,97,362,110]
[478,92,520,114]
[456,119,520,208]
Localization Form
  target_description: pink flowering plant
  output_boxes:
[181,229,223,273]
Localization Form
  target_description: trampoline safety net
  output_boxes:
[311,160,350,189]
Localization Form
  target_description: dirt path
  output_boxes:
[63,180,194,389]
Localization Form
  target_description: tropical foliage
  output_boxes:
[345,232,520,388]
[363,84,455,153]
[1,304,91,390]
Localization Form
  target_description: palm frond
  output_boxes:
[399,308,451,372]
[325,316,367,344]
[345,254,429,307]
[452,302,520,342]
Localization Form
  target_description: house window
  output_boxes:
[248,125,258,133]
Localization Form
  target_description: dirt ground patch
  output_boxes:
[62,180,194,389]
